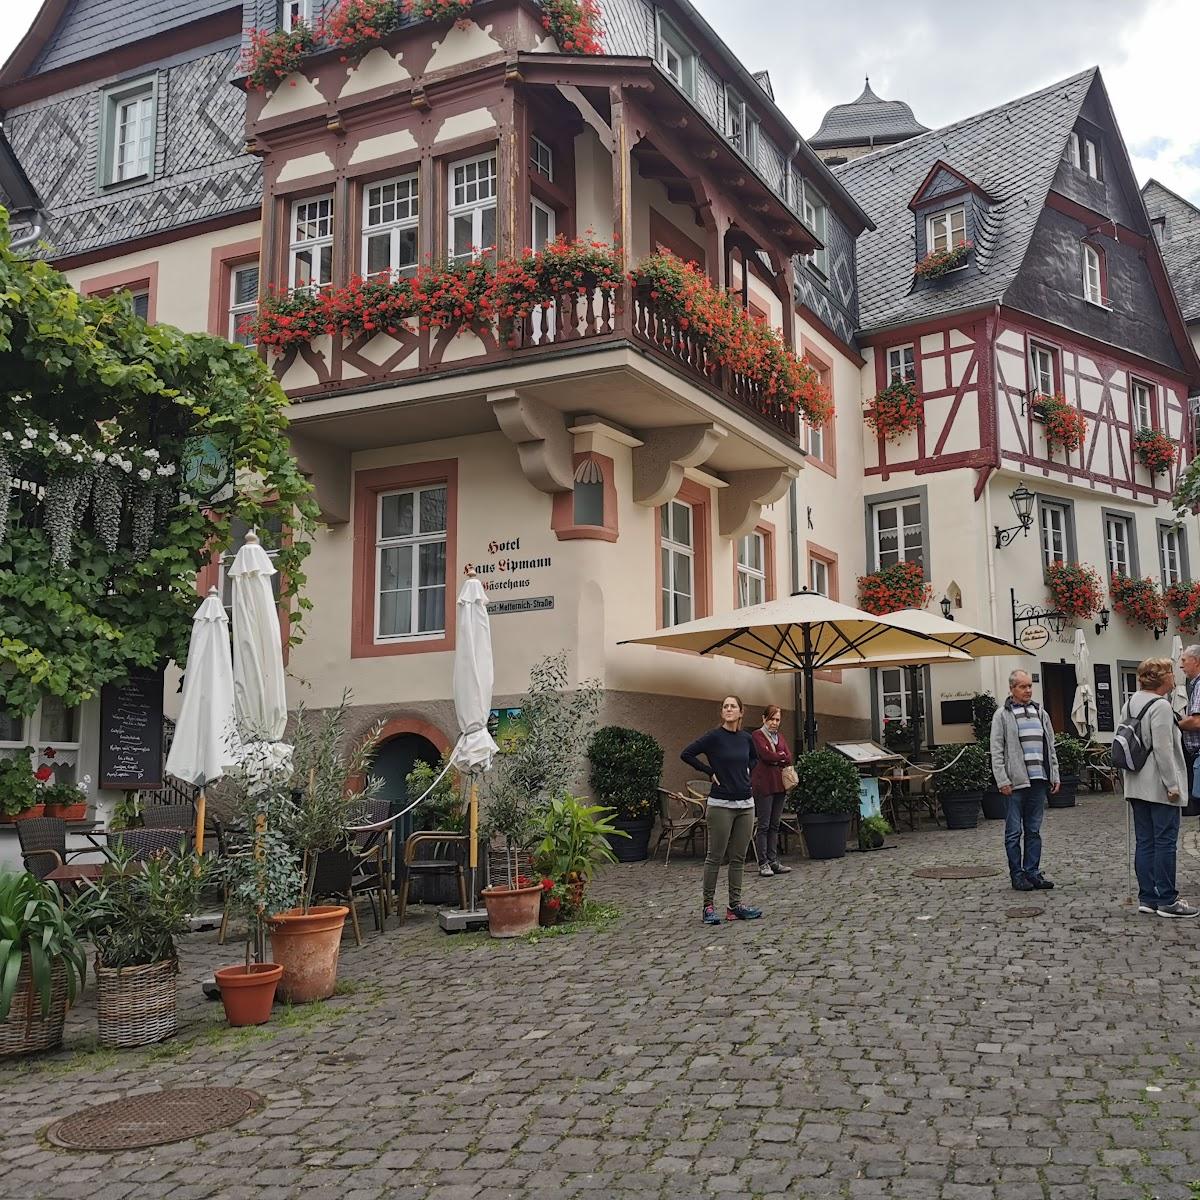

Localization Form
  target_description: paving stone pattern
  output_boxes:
[3,797,1200,1199]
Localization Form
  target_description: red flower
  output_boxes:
[541,877,555,891]
[857,562,932,615]
[1036,393,1087,454]
[865,380,924,441]
[34,766,53,782]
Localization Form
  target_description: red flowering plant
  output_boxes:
[538,875,568,923]
[857,561,932,616]
[864,379,923,441]
[1045,561,1103,620]
[415,258,499,332]
[240,23,315,92]
[318,0,402,55]
[630,252,832,427]
[241,285,326,352]
[913,241,972,280]
[1110,573,1169,632]
[1166,581,1200,635]
[539,0,605,54]
[1134,427,1175,476]
[1036,392,1088,454]
[402,0,476,23]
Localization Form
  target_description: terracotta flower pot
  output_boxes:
[268,906,349,1003]
[481,883,542,938]
[214,962,283,1027]
[3,805,46,823]
[44,803,88,822]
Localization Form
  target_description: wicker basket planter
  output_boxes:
[95,958,179,1048]
[0,957,69,1057]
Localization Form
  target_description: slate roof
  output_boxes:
[1142,178,1200,324]
[809,79,929,150]
[834,68,1097,335]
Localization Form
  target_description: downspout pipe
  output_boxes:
[8,211,46,251]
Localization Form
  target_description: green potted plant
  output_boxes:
[930,741,991,829]
[789,750,860,860]
[1052,734,1088,809]
[270,698,383,1004]
[0,870,87,1057]
[0,752,43,821]
[858,812,892,852]
[971,692,998,741]
[534,793,626,915]
[73,842,211,1048]
[586,726,663,862]
[41,780,89,822]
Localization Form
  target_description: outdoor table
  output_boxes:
[66,822,109,853]
[45,863,104,898]
[880,774,932,831]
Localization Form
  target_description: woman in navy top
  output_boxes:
[681,695,763,925]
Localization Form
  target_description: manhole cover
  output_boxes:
[1006,907,1043,919]
[47,1087,262,1151]
[912,866,1000,880]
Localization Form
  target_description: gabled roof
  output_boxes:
[907,160,997,211]
[834,68,1097,334]
[809,79,929,150]
[1142,178,1200,324]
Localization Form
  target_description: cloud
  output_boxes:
[1133,136,1171,161]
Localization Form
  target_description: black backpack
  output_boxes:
[1111,696,1167,772]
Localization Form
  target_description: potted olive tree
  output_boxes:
[0,870,87,1057]
[586,726,663,862]
[930,741,991,829]
[1052,734,1088,808]
[789,750,860,860]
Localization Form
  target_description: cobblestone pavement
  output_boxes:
[4,796,1200,1199]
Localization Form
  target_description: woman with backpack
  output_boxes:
[1119,657,1197,918]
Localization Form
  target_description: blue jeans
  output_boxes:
[1128,799,1180,909]
[1005,782,1047,882]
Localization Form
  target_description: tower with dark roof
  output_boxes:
[809,78,929,166]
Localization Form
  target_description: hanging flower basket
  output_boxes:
[1133,428,1175,476]
[1034,393,1087,453]
[1110,574,1168,631]
[1167,581,1200,636]
[857,561,932,616]
[1046,561,1102,620]
[913,241,972,280]
[864,380,923,441]
[240,24,315,93]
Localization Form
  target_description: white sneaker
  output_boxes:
[1137,903,1158,914]
[758,862,774,877]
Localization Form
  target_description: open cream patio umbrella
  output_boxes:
[165,588,239,854]
[1070,628,1096,737]
[872,607,1027,657]
[451,571,499,908]
[621,589,956,750]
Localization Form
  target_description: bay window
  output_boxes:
[448,153,497,264]
[363,174,419,279]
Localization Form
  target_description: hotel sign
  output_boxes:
[468,537,554,614]
[488,596,555,616]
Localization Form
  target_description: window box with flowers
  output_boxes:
[1166,581,1200,636]
[402,0,604,52]
[1133,428,1175,477]
[322,0,403,57]
[913,241,972,280]
[1033,392,1087,454]
[1110,574,1168,632]
[864,379,924,442]
[239,24,315,93]
[1045,561,1103,620]
[857,561,932,616]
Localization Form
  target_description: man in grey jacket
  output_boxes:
[990,669,1060,891]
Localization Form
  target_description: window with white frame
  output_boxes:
[288,195,333,292]
[1132,378,1154,430]
[801,182,828,276]
[228,262,259,347]
[363,174,418,279]
[282,0,310,30]
[872,498,923,570]
[736,532,767,608]
[1159,524,1184,588]
[879,668,923,731]
[101,78,155,187]
[0,697,83,784]
[1069,130,1102,180]
[448,153,497,264]
[660,499,694,627]
[657,19,693,93]
[1105,513,1134,579]
[530,136,553,181]
[927,206,967,254]
[887,345,916,385]
[1039,500,1071,568]
[1118,665,1139,712]
[219,516,283,621]
[1083,243,1106,306]
[1030,342,1057,397]
[531,197,556,253]
[809,556,829,597]
[375,485,448,641]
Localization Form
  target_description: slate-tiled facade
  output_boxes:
[1142,179,1200,326]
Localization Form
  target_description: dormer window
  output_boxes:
[726,91,758,157]
[656,16,695,95]
[282,0,310,31]
[1082,242,1108,307]
[927,206,966,254]
[1068,131,1102,180]
[801,181,828,277]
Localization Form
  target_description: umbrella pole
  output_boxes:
[802,625,817,752]
[194,787,206,858]
[468,776,479,906]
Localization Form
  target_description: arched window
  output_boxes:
[573,458,605,526]
[551,453,618,542]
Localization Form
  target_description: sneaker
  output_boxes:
[758,862,775,878]
[726,904,763,921]
[1011,877,1035,892]
[702,904,722,926]
[1156,901,1200,918]
[1031,876,1055,890]
[769,861,792,874]
[1138,903,1158,914]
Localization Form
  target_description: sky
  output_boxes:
[2,0,1199,202]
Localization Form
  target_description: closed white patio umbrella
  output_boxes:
[1171,634,1187,717]
[1070,627,1095,737]
[165,588,239,854]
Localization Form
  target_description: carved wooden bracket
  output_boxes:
[289,431,351,526]
[632,425,726,507]
[717,466,798,540]
[488,389,574,493]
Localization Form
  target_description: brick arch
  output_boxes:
[373,716,452,756]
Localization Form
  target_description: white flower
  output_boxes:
[73,454,84,463]
[155,464,173,476]
[19,438,32,449]
[92,450,106,463]
[137,467,151,481]
[145,449,160,462]
[23,426,36,438]
[117,458,132,473]
[55,440,71,454]
[1,431,11,441]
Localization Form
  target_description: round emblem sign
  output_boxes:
[1018,625,1051,652]
[883,704,903,719]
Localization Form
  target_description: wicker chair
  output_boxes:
[653,789,706,864]
[16,817,92,881]
[348,798,395,918]
[308,848,384,945]
[142,804,194,833]
[396,832,468,926]
[108,828,189,862]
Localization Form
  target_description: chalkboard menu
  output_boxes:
[99,668,165,789]
[1093,663,1115,733]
